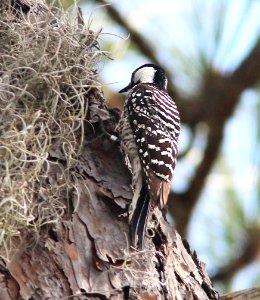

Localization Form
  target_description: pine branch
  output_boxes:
[169,41,260,235]
[92,0,180,99]
[212,227,260,283]
[221,287,260,300]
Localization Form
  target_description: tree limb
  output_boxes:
[0,1,220,298]
[171,40,260,234]
[93,0,180,99]
[221,287,260,300]
[169,124,224,235]
[90,0,260,282]
[212,227,260,283]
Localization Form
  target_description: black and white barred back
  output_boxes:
[118,64,180,248]
[127,84,180,183]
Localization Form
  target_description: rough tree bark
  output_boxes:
[94,0,260,243]
[91,1,260,287]
[0,1,220,299]
[0,1,257,300]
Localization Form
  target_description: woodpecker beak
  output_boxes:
[119,82,132,93]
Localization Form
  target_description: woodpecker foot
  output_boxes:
[88,118,120,145]
[98,118,121,145]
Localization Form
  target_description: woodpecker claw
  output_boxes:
[85,117,121,145]
[97,118,121,145]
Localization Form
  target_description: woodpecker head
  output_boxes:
[119,64,167,93]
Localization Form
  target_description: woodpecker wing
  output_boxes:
[127,84,180,207]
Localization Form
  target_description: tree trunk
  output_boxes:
[0,1,220,299]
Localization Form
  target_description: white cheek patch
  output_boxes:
[134,67,156,84]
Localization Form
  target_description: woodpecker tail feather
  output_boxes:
[130,184,151,249]
[159,181,171,209]
[145,170,171,209]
